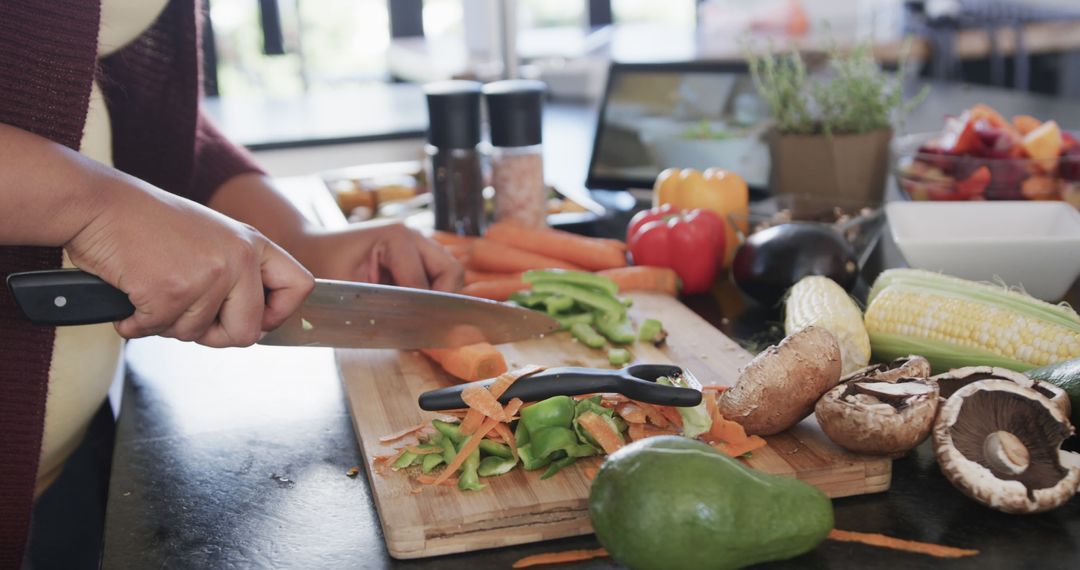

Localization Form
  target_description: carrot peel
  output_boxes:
[827,529,979,558]
[512,548,609,568]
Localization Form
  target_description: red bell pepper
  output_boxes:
[625,205,726,295]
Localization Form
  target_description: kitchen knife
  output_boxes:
[6,269,561,349]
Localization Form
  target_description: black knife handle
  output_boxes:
[419,367,620,411]
[6,269,134,326]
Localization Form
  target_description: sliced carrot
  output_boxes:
[469,239,584,274]
[512,548,610,568]
[634,402,670,429]
[616,402,648,424]
[709,413,751,445]
[415,473,459,487]
[378,422,429,443]
[702,385,729,393]
[465,270,521,285]
[714,435,767,458]
[494,422,518,460]
[628,423,679,441]
[460,279,531,301]
[489,365,544,400]
[598,266,679,296]
[828,530,978,558]
[486,221,627,271]
[403,445,444,455]
[420,343,507,383]
[462,384,507,421]
[502,397,524,419]
[431,231,477,248]
[432,416,500,486]
[656,405,684,429]
[577,412,625,455]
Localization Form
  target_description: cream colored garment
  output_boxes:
[36,0,169,493]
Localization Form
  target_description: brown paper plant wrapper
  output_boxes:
[768,127,893,204]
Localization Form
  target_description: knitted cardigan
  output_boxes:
[0,0,262,565]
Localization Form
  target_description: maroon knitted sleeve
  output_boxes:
[0,1,99,566]
[102,0,264,206]
[189,109,264,205]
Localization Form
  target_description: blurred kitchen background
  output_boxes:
[199,0,1080,221]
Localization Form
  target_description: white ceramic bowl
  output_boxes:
[886,201,1080,301]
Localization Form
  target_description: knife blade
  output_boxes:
[6,269,561,349]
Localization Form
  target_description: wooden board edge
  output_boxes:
[386,508,594,559]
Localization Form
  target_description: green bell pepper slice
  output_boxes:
[542,295,575,314]
[458,448,485,491]
[392,451,419,470]
[595,314,636,345]
[607,347,632,366]
[519,395,575,436]
[479,439,514,460]
[541,456,578,480]
[530,427,596,460]
[477,456,518,477]
[570,322,606,349]
[514,419,531,447]
[531,282,625,319]
[553,312,593,331]
[439,435,457,465]
[517,444,550,470]
[509,291,552,308]
[522,269,619,297]
[432,419,465,445]
[421,453,445,474]
[638,318,664,342]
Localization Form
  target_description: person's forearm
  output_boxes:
[208,173,319,255]
[0,123,115,246]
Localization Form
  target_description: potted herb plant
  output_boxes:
[748,44,926,203]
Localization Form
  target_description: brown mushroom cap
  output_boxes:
[932,366,1072,419]
[933,379,1080,514]
[815,378,939,456]
[839,355,932,384]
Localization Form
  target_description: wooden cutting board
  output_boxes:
[337,292,891,559]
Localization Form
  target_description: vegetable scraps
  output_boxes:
[377,366,765,492]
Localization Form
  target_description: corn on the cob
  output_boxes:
[785,275,871,375]
[865,269,1080,372]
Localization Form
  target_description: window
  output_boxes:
[520,0,587,29]
[209,0,391,99]
[612,0,697,26]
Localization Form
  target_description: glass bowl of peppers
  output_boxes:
[891,106,1080,204]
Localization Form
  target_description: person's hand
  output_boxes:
[66,177,315,347]
[293,223,464,291]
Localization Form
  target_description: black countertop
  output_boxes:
[101,82,1080,569]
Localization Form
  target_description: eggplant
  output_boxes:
[732,222,858,306]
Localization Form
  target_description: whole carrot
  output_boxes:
[485,221,627,271]
[460,278,530,301]
[598,266,679,296]
[465,270,521,285]
[468,239,583,273]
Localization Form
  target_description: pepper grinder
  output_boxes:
[423,81,485,236]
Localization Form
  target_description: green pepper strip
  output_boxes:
[541,456,578,480]
[458,448,485,491]
[530,427,596,460]
[638,318,663,342]
[522,269,619,297]
[421,453,445,474]
[439,436,457,466]
[519,396,575,436]
[514,420,531,447]
[432,420,465,445]
[517,444,551,470]
[607,348,631,366]
[595,315,636,345]
[479,439,514,460]
[542,295,574,314]
[531,282,625,319]
[477,456,518,477]
[392,451,418,470]
[554,312,593,331]
[570,322,606,349]
[509,291,552,308]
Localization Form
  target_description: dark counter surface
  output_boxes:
[100,82,1080,569]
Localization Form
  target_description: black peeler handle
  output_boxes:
[418,365,702,410]
[6,269,134,326]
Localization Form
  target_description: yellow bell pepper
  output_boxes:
[653,168,749,266]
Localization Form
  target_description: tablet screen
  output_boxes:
[587,63,772,191]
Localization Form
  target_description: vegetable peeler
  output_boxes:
[418,364,703,410]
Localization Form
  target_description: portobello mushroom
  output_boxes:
[932,366,1071,419]
[839,355,932,384]
[933,379,1080,514]
[815,378,939,456]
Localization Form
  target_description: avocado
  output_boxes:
[588,436,833,570]
[1027,357,1080,427]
